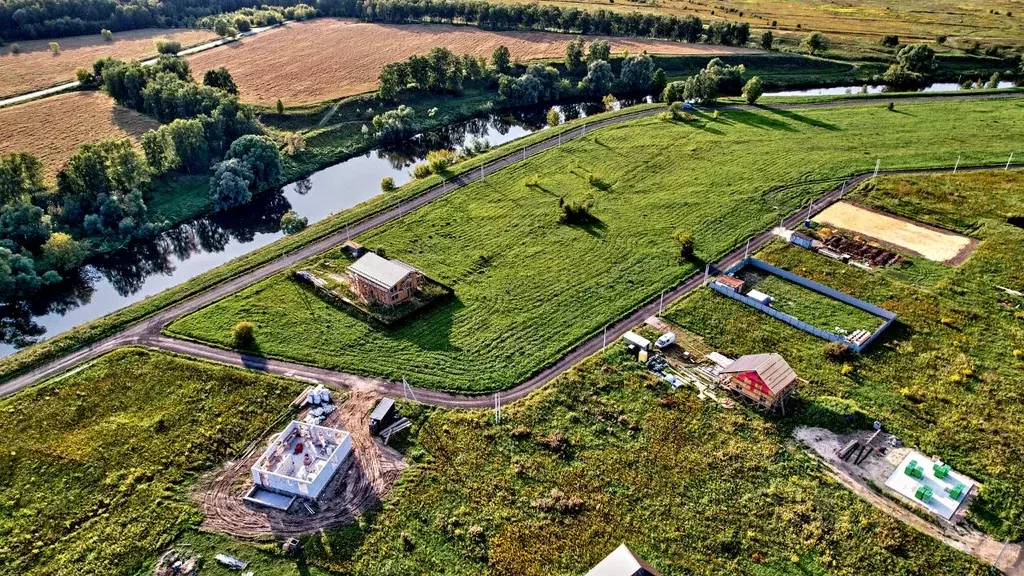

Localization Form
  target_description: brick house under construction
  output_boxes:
[718,353,797,413]
[347,252,421,305]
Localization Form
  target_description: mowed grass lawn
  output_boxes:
[169,99,1024,393]
[309,352,987,576]
[736,268,885,334]
[666,170,1024,539]
[0,348,301,576]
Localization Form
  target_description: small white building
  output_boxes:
[587,544,662,576]
[250,421,352,501]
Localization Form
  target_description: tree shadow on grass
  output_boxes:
[565,214,609,238]
[717,109,799,132]
[764,107,841,131]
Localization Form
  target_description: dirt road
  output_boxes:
[2,93,1023,407]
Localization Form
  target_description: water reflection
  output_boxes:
[4,99,640,355]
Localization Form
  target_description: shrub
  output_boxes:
[412,163,433,179]
[546,107,560,127]
[154,39,181,55]
[283,132,305,156]
[276,99,284,114]
[558,197,595,224]
[10,43,20,54]
[74,67,94,84]
[101,29,113,41]
[232,321,256,348]
[802,32,829,55]
[823,341,852,361]
[49,41,60,55]
[760,30,773,50]
[880,34,900,48]
[675,231,695,259]
[381,177,396,192]
[742,76,764,104]
[426,149,455,173]
[280,210,308,234]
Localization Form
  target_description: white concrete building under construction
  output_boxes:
[247,420,352,506]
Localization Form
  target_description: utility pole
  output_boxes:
[402,377,417,402]
[873,159,880,178]
[703,263,710,284]
[744,239,750,259]
[1007,152,1014,170]
[659,289,665,314]
[494,393,501,424]
[840,179,847,198]
[953,155,961,174]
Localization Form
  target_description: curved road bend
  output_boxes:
[1,93,1022,405]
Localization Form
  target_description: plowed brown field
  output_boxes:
[0,28,217,99]
[188,18,756,105]
[0,91,158,181]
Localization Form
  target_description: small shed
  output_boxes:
[623,331,652,352]
[714,275,745,292]
[586,544,662,576]
[369,397,397,435]
[718,353,797,413]
[790,232,814,250]
[747,289,772,305]
[341,240,367,259]
[348,252,421,305]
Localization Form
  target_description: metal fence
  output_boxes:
[710,257,896,354]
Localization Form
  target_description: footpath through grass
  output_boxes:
[666,170,1024,539]
[170,98,1024,393]
[0,348,301,576]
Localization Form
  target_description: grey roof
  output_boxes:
[348,253,416,290]
[720,353,797,394]
[586,544,662,576]
[370,397,395,422]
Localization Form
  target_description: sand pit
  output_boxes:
[188,18,757,105]
[815,202,975,264]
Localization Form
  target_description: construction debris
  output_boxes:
[214,554,248,570]
[153,550,199,576]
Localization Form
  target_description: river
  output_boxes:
[3,80,1016,356]
[0,100,613,356]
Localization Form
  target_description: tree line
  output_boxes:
[2,0,748,49]
[0,56,282,311]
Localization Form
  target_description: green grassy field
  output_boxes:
[173,349,988,576]
[169,98,1024,393]
[0,348,301,576]
[734,267,885,334]
[665,170,1024,539]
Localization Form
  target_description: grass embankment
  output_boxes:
[0,347,302,576]
[0,104,657,384]
[169,98,1024,394]
[665,170,1024,539]
[735,267,885,334]
[179,349,987,575]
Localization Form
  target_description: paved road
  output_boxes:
[1,93,1021,407]
[0,24,280,109]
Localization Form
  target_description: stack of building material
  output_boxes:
[304,385,335,425]
[846,330,872,346]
